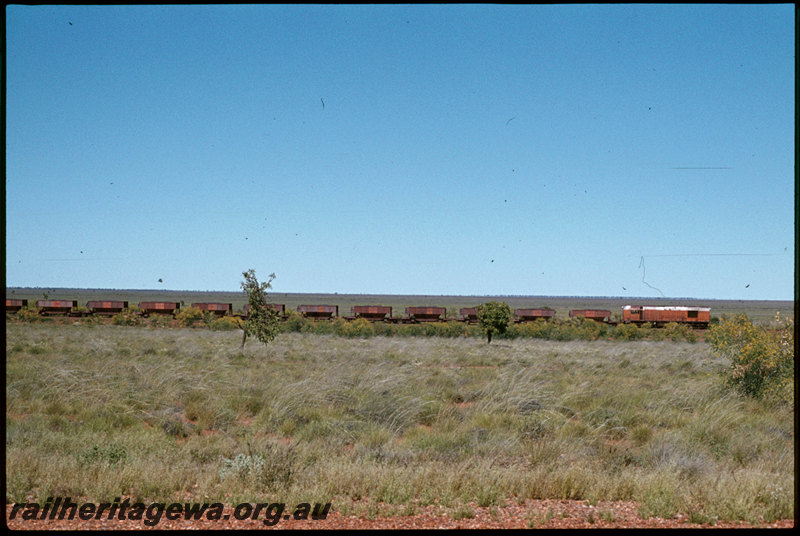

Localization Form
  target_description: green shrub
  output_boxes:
[78,310,104,325]
[337,317,376,338]
[210,316,242,331]
[684,329,697,343]
[219,453,266,481]
[427,322,450,337]
[239,269,281,348]
[572,317,608,340]
[219,442,295,488]
[311,318,339,335]
[440,321,472,338]
[663,322,695,342]
[371,321,397,337]
[176,306,206,327]
[148,314,172,328]
[281,311,308,333]
[397,323,425,337]
[555,318,607,341]
[476,301,512,343]
[707,313,794,401]
[13,305,42,323]
[77,444,128,467]
[650,326,667,341]
[507,318,553,339]
[612,323,644,341]
[111,306,143,326]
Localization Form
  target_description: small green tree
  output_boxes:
[476,301,512,344]
[707,313,794,402]
[240,269,280,349]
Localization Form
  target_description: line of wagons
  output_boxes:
[5,299,711,328]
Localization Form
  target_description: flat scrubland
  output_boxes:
[7,287,794,324]
[5,322,794,524]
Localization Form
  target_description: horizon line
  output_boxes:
[5,286,794,302]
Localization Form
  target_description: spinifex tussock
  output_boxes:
[5,324,794,523]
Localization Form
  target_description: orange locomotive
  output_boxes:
[622,305,710,328]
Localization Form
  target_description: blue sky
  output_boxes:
[5,4,795,300]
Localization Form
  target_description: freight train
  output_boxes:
[5,298,711,328]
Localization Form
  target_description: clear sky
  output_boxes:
[5,4,795,300]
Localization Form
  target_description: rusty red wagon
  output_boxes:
[297,304,338,320]
[267,304,286,315]
[404,306,447,323]
[86,300,129,316]
[459,307,479,324]
[243,304,286,313]
[351,305,392,322]
[191,303,233,316]
[6,299,28,313]
[36,300,78,316]
[514,308,556,323]
[241,303,287,319]
[569,309,612,323]
[138,301,180,317]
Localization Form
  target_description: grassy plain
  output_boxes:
[5,322,794,523]
[6,287,794,324]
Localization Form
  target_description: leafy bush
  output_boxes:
[279,312,336,335]
[240,269,281,348]
[397,323,425,337]
[12,305,42,323]
[612,323,645,341]
[663,322,697,343]
[423,322,447,337]
[507,318,554,339]
[77,444,128,467]
[219,443,295,488]
[650,326,667,341]
[219,453,266,481]
[559,317,609,340]
[371,321,397,337]
[440,321,474,338]
[662,322,681,341]
[148,314,173,328]
[311,318,339,335]
[707,313,793,401]
[209,316,242,331]
[111,306,143,326]
[281,311,308,333]
[176,306,206,327]
[78,310,104,325]
[476,301,512,343]
[337,317,376,338]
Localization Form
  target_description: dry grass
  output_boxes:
[5,323,794,523]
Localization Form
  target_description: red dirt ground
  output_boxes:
[6,499,794,530]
